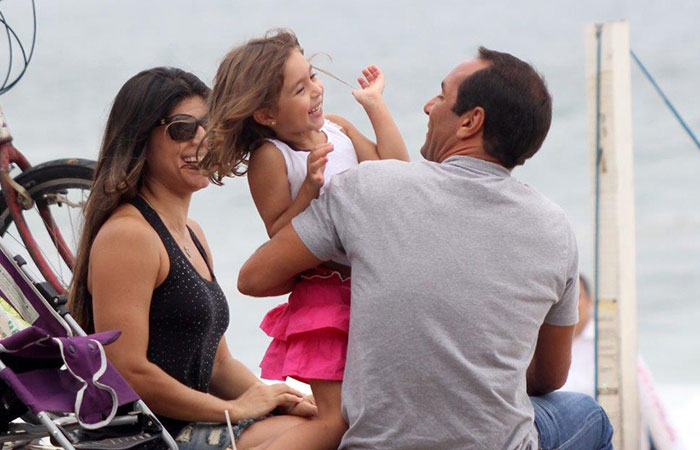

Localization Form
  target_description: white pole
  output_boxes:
[585,20,640,450]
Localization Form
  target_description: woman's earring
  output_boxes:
[270,120,276,126]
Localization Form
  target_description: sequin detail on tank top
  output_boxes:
[129,196,230,435]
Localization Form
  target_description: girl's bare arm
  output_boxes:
[248,141,332,238]
[326,65,409,163]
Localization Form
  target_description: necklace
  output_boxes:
[140,195,193,259]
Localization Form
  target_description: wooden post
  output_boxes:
[585,20,640,449]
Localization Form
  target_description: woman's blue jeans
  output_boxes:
[174,391,612,449]
[531,391,614,449]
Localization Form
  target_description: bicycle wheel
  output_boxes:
[0,158,95,289]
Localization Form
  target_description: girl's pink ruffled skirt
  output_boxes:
[259,267,350,383]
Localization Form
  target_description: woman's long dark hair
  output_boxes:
[68,67,210,333]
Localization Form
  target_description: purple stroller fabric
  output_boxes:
[0,249,69,338]
[0,326,140,428]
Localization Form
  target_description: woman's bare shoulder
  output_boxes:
[91,204,160,259]
[87,203,165,297]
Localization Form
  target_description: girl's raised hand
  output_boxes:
[352,65,385,108]
[305,142,334,190]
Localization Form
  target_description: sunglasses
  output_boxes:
[158,114,208,142]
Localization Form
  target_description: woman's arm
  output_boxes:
[248,141,332,238]
[327,65,409,163]
[89,216,304,422]
[209,337,261,400]
[208,337,317,417]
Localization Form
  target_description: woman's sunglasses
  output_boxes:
[158,114,208,142]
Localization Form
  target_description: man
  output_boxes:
[239,47,613,449]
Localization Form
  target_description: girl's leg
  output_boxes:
[255,380,347,450]
[236,415,308,450]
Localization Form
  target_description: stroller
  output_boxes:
[0,240,178,449]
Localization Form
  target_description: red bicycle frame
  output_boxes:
[0,106,75,294]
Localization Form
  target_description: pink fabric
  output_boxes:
[260,267,350,383]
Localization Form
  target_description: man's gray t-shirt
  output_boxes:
[292,156,579,450]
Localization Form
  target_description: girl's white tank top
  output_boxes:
[266,119,358,200]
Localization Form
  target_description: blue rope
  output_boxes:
[630,50,700,150]
[593,24,603,402]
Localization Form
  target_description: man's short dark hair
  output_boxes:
[452,47,552,169]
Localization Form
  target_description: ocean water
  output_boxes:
[0,0,698,446]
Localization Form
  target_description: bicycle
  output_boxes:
[0,107,95,295]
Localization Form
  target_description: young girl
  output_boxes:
[205,29,409,450]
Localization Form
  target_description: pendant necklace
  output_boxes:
[141,195,193,259]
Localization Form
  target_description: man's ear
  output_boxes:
[253,108,276,127]
[456,106,485,139]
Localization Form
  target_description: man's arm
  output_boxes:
[526,323,575,396]
[238,224,323,297]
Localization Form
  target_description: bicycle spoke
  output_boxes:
[29,206,66,284]
[68,195,77,252]
[4,228,63,285]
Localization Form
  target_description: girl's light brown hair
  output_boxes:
[202,29,302,184]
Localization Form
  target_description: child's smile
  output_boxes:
[270,49,326,145]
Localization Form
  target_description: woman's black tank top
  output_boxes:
[129,196,230,435]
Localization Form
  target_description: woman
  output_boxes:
[68,67,314,450]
